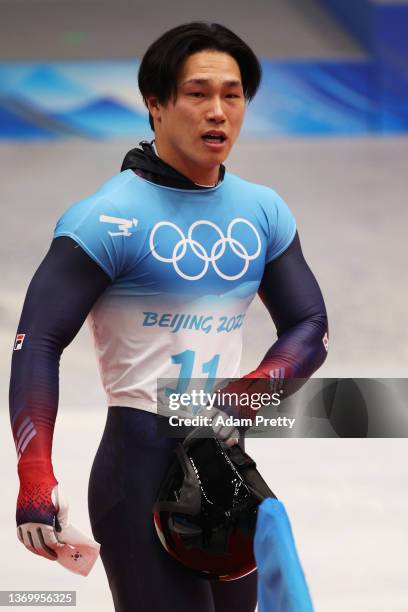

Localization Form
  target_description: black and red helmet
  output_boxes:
[153,432,275,580]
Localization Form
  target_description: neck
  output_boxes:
[154,140,219,187]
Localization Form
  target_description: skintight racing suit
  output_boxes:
[10,142,328,612]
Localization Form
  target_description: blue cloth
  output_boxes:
[52,169,297,412]
[54,169,296,285]
[255,498,314,612]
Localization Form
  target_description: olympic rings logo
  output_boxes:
[149,218,261,281]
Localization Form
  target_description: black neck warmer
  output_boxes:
[121,141,225,190]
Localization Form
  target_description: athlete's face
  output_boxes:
[147,51,246,185]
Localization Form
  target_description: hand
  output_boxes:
[17,485,100,575]
[198,405,240,446]
[17,484,66,561]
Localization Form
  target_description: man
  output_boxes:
[10,22,328,611]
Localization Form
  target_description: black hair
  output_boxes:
[138,22,262,131]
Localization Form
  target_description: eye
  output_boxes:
[188,92,205,98]
[226,93,241,99]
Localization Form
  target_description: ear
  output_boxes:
[146,96,162,124]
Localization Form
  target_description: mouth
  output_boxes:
[201,131,227,149]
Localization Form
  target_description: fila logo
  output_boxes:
[14,333,25,351]
[99,214,138,237]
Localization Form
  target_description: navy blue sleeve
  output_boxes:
[9,237,110,525]
[215,232,328,422]
[248,232,328,391]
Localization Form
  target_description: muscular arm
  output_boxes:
[9,237,110,525]
[218,233,328,422]
[249,231,328,385]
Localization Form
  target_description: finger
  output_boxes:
[218,426,239,442]
[40,525,64,549]
[213,422,232,441]
[225,437,240,447]
[19,527,33,548]
[18,528,41,556]
[31,527,58,560]
[17,526,23,544]
[211,421,222,436]
[27,530,41,556]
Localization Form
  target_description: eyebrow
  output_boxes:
[182,78,243,87]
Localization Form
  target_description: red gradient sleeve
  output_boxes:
[9,237,110,525]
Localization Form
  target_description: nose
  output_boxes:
[206,96,226,123]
